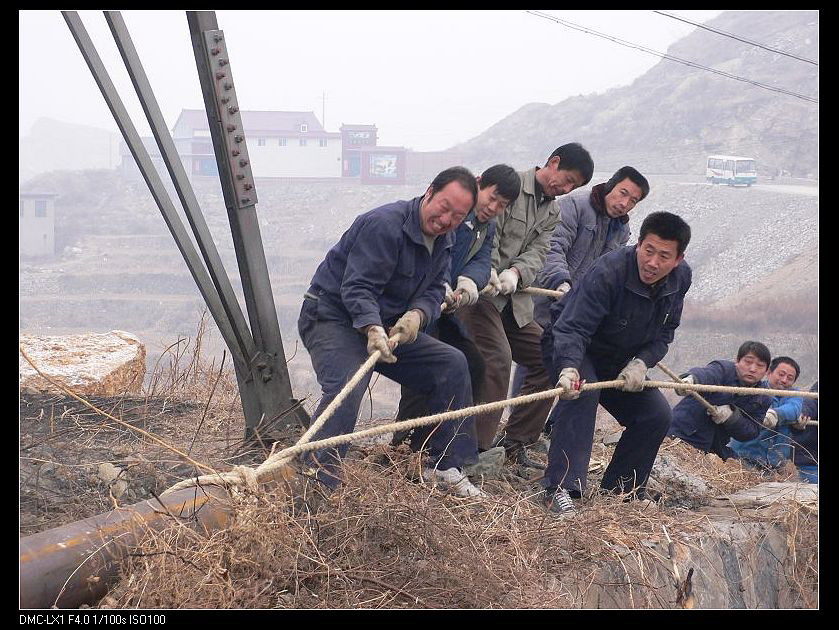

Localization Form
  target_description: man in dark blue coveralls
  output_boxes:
[539,211,693,515]
[298,167,485,497]
[668,341,774,460]
[393,164,522,478]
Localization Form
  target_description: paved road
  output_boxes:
[676,181,819,197]
[753,183,819,197]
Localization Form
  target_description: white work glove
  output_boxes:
[497,268,520,295]
[674,374,696,396]
[707,404,734,425]
[390,309,424,346]
[365,325,396,364]
[556,367,582,400]
[555,281,571,299]
[480,268,502,297]
[618,358,647,392]
[451,275,479,310]
[792,414,810,431]
[762,408,779,430]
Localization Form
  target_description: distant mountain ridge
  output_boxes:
[454,10,818,178]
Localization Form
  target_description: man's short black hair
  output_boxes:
[737,341,771,366]
[429,166,478,207]
[604,166,650,201]
[546,143,594,186]
[638,212,691,255]
[770,356,801,380]
[479,164,521,204]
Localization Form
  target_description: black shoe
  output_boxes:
[539,486,577,516]
[511,447,546,470]
[391,428,412,447]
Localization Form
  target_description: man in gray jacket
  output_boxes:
[457,143,594,462]
[510,167,650,440]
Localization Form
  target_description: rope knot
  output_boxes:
[231,465,259,492]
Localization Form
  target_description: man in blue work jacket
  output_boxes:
[668,340,774,460]
[298,167,484,497]
[540,211,693,515]
[729,356,803,471]
[393,164,522,472]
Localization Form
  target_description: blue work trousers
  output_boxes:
[543,353,672,498]
[298,298,477,488]
[798,465,818,484]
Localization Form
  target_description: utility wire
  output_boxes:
[653,10,818,66]
[526,10,818,104]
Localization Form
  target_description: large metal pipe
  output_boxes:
[20,485,233,609]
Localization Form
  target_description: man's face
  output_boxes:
[767,362,798,390]
[735,352,769,385]
[538,156,584,198]
[635,234,683,285]
[474,183,512,223]
[604,177,643,219]
[420,181,474,237]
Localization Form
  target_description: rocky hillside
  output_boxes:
[455,10,819,178]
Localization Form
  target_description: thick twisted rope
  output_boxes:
[656,361,716,412]
[164,370,819,494]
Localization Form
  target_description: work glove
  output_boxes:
[365,325,397,364]
[480,268,502,297]
[674,374,696,396]
[556,367,582,400]
[792,414,810,431]
[390,309,424,346]
[497,268,519,295]
[707,404,734,425]
[555,281,571,299]
[762,408,779,430]
[618,358,647,392]
[450,275,479,310]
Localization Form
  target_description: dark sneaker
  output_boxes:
[498,437,546,470]
[541,486,577,516]
[511,447,546,470]
[390,428,412,447]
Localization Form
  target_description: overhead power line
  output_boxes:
[653,10,818,66]
[525,10,818,105]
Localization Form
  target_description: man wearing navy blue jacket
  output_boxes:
[668,341,774,460]
[297,167,484,497]
[540,212,693,515]
[393,165,521,458]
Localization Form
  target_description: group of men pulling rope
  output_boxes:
[218,143,820,515]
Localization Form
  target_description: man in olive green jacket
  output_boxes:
[458,143,594,462]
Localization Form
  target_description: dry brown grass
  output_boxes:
[100,446,720,609]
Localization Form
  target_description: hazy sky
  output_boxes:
[20,9,722,151]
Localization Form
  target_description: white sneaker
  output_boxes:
[422,466,486,498]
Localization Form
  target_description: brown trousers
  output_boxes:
[458,296,554,450]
